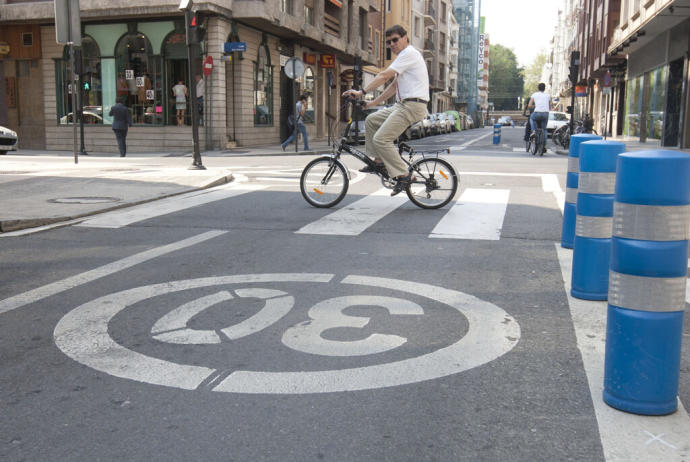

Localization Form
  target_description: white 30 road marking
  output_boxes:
[54,273,520,394]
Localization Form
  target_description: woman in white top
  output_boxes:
[172,80,188,126]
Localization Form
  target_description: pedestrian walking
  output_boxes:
[281,94,310,152]
[109,96,132,157]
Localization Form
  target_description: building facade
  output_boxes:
[452,0,480,122]
[0,0,383,152]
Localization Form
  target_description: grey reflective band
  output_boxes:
[613,202,690,241]
[568,157,579,173]
[575,215,612,238]
[566,187,578,204]
[608,270,687,312]
[578,172,616,194]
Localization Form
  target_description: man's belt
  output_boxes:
[402,98,428,104]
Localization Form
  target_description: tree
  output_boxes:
[523,52,549,100]
[488,44,524,111]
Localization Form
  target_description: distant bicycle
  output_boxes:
[300,99,458,209]
[530,126,546,156]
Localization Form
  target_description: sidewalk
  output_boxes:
[0,141,335,234]
[552,135,689,155]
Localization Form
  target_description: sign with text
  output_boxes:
[223,42,247,53]
[203,55,214,76]
[319,54,336,68]
[303,53,316,65]
[575,85,588,97]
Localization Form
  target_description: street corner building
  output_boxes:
[0,0,384,153]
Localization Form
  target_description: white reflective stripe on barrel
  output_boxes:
[613,202,690,241]
[575,215,612,238]
[568,157,579,173]
[566,187,578,204]
[578,172,616,195]
[608,270,687,312]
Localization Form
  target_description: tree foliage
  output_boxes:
[523,52,549,100]
[488,44,524,110]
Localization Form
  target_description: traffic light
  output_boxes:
[566,106,573,114]
[83,81,90,91]
[73,47,83,75]
[187,13,206,45]
[353,56,363,90]
[569,65,579,84]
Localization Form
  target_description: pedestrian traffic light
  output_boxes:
[187,13,206,45]
[83,81,90,91]
[569,65,579,84]
[566,106,573,114]
[73,47,83,75]
[353,56,363,90]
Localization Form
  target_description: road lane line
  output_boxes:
[77,183,267,228]
[430,188,509,240]
[449,130,494,152]
[0,230,227,316]
[296,188,407,236]
[556,245,690,461]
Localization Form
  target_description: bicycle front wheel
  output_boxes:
[406,157,458,209]
[300,156,349,208]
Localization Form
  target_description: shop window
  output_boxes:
[56,39,103,125]
[645,66,667,141]
[299,67,315,123]
[624,74,643,137]
[115,31,162,125]
[254,39,273,126]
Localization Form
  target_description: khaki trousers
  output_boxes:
[364,101,428,178]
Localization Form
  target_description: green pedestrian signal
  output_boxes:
[83,81,90,91]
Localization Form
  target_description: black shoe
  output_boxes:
[359,162,385,174]
[120,154,126,157]
[391,174,414,196]
[281,145,286,152]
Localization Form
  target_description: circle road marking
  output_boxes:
[54,273,520,394]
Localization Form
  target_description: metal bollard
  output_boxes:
[603,150,690,415]
[571,140,626,300]
[493,124,501,145]
[561,133,602,248]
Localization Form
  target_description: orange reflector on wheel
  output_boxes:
[313,188,324,195]
[439,170,448,180]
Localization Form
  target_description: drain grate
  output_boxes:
[49,197,121,204]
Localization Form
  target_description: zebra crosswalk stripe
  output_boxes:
[430,188,510,240]
[295,188,408,236]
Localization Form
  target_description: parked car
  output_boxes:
[59,111,104,125]
[405,119,426,139]
[465,113,474,129]
[547,111,569,136]
[445,110,462,131]
[497,115,513,126]
[0,125,18,153]
[421,114,434,136]
[436,113,453,134]
[347,105,387,144]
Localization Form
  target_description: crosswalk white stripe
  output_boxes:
[295,188,407,236]
[430,188,510,240]
[77,183,268,228]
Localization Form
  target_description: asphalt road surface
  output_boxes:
[1,127,689,461]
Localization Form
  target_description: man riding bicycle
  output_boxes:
[527,83,551,154]
[342,24,429,196]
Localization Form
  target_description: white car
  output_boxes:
[547,111,569,135]
[0,125,18,153]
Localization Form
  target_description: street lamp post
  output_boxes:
[179,0,204,170]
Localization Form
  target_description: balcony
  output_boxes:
[423,38,435,57]
[423,2,436,27]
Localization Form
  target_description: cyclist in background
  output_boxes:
[527,83,551,153]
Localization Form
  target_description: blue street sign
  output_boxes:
[224,42,247,53]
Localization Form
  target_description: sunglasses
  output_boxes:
[386,37,401,45]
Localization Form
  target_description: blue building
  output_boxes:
[453,0,480,122]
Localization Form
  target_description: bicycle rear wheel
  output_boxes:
[406,157,458,209]
[537,129,546,156]
[300,156,349,208]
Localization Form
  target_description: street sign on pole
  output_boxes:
[203,55,213,76]
[223,42,247,53]
[54,0,82,46]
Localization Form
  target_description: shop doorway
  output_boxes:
[280,67,295,142]
[166,59,189,126]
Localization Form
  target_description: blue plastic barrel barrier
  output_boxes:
[561,134,602,248]
[603,150,690,415]
[493,124,501,145]
[571,141,626,300]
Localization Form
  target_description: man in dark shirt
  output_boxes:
[109,96,132,157]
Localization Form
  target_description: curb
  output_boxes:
[0,173,235,234]
[221,149,333,157]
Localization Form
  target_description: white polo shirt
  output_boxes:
[389,45,429,102]
[531,91,551,112]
